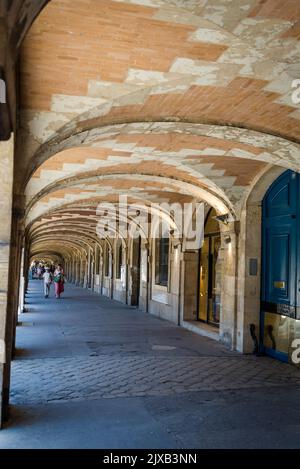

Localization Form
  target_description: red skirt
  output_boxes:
[54,281,64,296]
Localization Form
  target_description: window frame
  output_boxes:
[154,236,170,288]
[104,244,110,277]
[115,240,123,280]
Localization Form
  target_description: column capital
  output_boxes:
[220,220,240,236]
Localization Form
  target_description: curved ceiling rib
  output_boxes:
[17,0,300,262]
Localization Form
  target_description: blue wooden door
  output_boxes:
[261,170,299,362]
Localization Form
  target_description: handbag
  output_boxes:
[54,273,62,282]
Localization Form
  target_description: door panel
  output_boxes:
[265,227,295,305]
[265,171,297,218]
[261,170,298,362]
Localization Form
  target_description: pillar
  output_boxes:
[219,221,240,350]
[9,202,24,358]
[81,256,87,288]
[18,248,25,315]
[138,239,149,312]
[0,136,14,426]
[75,259,80,286]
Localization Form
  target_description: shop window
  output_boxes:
[155,237,169,287]
[116,241,122,279]
[104,245,110,277]
[198,208,221,327]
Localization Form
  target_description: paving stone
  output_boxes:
[11,282,300,409]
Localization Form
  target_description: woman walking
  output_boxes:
[37,265,42,280]
[54,264,64,299]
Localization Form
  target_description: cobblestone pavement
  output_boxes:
[11,281,300,406]
[10,354,300,405]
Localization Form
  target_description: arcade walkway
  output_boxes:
[1,281,300,448]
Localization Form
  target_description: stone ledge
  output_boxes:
[182,320,219,342]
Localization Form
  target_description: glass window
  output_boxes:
[95,246,100,275]
[155,237,169,286]
[104,245,110,277]
[116,242,122,279]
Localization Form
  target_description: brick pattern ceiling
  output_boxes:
[18,0,300,254]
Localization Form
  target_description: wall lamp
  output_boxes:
[224,235,231,244]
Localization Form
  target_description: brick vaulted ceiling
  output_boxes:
[16,0,300,253]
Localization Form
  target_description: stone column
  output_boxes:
[93,244,100,292]
[236,203,262,353]
[75,259,80,286]
[72,257,76,284]
[9,203,24,359]
[110,249,114,299]
[68,259,72,283]
[18,247,25,315]
[90,252,95,290]
[139,239,149,312]
[170,241,182,326]
[80,257,84,286]
[128,237,140,306]
[0,17,13,141]
[147,240,152,313]
[23,240,30,296]
[100,249,104,295]
[219,221,240,350]
[64,260,68,280]
[87,249,91,288]
[0,136,14,426]
[82,256,88,288]
[67,259,71,281]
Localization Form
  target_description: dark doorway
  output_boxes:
[131,235,141,306]
[198,208,221,327]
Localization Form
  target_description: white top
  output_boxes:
[43,272,52,284]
